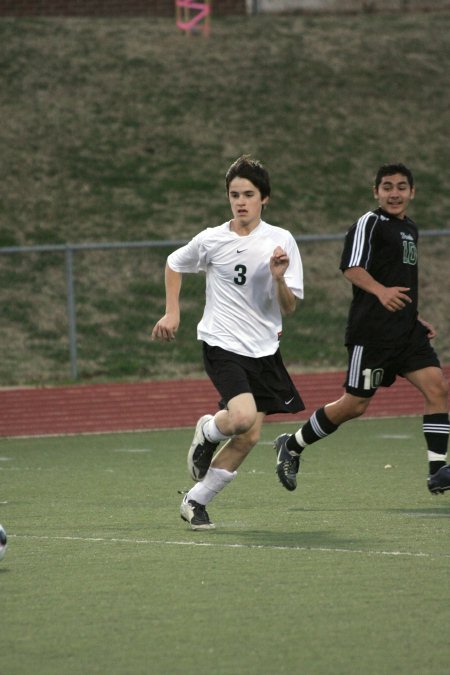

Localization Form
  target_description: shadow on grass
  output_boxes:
[286,506,387,513]
[389,507,450,518]
[211,528,370,551]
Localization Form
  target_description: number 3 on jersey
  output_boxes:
[234,264,247,285]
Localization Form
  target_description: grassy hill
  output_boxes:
[0,13,449,385]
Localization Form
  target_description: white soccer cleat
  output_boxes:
[187,414,219,481]
[180,496,215,530]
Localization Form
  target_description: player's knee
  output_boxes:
[232,411,257,435]
[342,396,370,421]
[333,394,370,423]
[226,402,258,435]
[439,373,449,398]
[354,398,371,417]
[428,373,449,405]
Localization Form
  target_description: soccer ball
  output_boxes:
[0,524,7,561]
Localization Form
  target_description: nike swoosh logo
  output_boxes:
[236,249,247,253]
[284,397,294,405]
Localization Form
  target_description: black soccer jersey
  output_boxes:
[340,207,419,345]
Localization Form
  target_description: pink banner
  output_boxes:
[176,0,211,34]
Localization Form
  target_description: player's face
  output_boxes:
[228,177,268,231]
[373,173,415,220]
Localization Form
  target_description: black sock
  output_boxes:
[287,406,339,453]
[424,413,449,475]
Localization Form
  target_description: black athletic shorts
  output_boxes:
[345,321,441,398]
[202,343,305,415]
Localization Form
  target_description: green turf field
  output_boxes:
[1,417,449,674]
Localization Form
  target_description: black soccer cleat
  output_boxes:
[187,414,220,481]
[427,464,450,494]
[274,433,301,492]
[180,496,215,530]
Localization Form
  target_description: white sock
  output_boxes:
[186,467,237,505]
[294,428,307,449]
[203,417,230,443]
[428,450,447,462]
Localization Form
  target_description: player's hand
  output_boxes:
[151,314,179,341]
[418,317,437,339]
[270,246,289,279]
[377,286,412,312]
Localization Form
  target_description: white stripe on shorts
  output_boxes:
[348,345,363,389]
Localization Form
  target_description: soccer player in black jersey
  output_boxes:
[275,163,450,495]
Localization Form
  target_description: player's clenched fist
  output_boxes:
[151,314,178,341]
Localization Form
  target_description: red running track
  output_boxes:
[1,366,448,438]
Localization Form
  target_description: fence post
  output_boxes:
[65,246,78,379]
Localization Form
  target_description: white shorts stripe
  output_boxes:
[348,345,363,389]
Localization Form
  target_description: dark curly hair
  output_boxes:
[374,163,414,189]
[225,155,271,199]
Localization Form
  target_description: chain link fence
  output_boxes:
[247,0,450,13]
[1,231,449,386]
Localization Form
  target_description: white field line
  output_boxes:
[0,414,420,440]
[8,533,449,559]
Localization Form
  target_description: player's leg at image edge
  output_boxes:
[275,408,450,495]
[425,413,450,494]
[428,465,450,494]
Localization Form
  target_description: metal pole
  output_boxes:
[64,247,78,379]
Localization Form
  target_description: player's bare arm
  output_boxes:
[343,266,412,313]
[270,246,297,315]
[151,265,182,341]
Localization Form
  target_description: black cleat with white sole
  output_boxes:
[180,496,215,530]
[274,433,301,492]
[427,464,450,494]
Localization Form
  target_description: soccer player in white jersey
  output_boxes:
[274,163,449,496]
[152,155,305,529]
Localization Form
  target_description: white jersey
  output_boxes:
[167,219,304,358]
